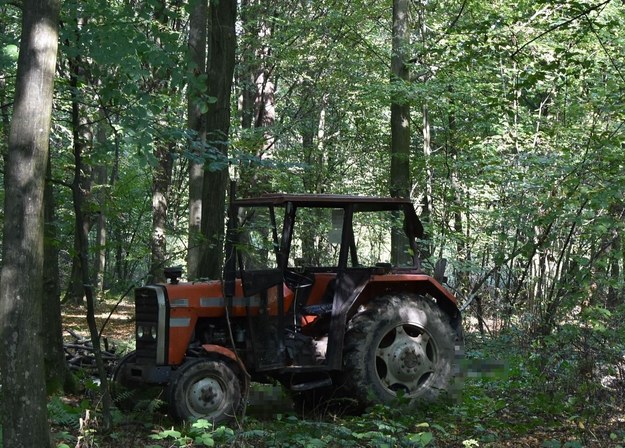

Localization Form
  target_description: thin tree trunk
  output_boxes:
[92,112,109,296]
[43,152,74,393]
[93,187,107,295]
[72,111,113,433]
[0,1,60,445]
[64,15,92,304]
[148,1,178,283]
[199,0,237,279]
[150,143,174,282]
[390,0,411,265]
[187,0,208,280]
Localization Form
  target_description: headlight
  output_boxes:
[137,326,144,338]
[151,326,157,339]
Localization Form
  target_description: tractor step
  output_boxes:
[290,378,332,392]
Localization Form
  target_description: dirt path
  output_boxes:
[63,299,136,341]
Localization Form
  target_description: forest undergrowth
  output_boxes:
[51,301,625,448]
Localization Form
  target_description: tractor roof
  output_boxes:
[234,194,423,238]
[233,194,415,212]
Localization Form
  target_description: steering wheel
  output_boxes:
[284,269,314,291]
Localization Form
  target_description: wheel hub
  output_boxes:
[376,324,437,396]
[188,377,224,414]
[389,340,424,380]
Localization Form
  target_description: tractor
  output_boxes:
[113,194,463,422]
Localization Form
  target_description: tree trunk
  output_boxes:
[72,105,113,433]
[93,175,107,295]
[43,152,73,394]
[64,16,92,304]
[198,0,237,279]
[390,0,410,199]
[390,0,411,265]
[92,112,109,297]
[187,0,208,280]
[148,1,178,283]
[237,0,276,197]
[150,143,174,282]
[0,1,60,446]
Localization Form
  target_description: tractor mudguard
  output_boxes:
[358,273,460,319]
[200,344,238,362]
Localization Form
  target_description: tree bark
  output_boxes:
[187,0,208,280]
[148,1,178,283]
[0,1,60,446]
[92,112,109,297]
[198,0,237,279]
[64,14,92,304]
[390,0,411,265]
[43,152,73,394]
[150,143,174,282]
[390,0,410,199]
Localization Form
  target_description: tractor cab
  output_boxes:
[225,195,431,374]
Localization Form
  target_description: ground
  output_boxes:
[58,299,625,448]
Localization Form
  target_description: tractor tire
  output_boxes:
[167,357,243,423]
[343,293,460,409]
[111,351,164,412]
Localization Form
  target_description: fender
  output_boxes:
[365,273,460,318]
[200,344,238,362]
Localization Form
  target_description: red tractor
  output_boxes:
[113,194,462,422]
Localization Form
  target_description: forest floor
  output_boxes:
[55,298,625,448]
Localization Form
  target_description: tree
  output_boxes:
[149,0,180,283]
[390,0,410,200]
[64,9,93,303]
[43,153,73,393]
[187,0,208,280]
[390,0,411,265]
[237,0,276,197]
[0,0,61,446]
[198,0,237,279]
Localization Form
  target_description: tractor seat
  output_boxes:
[301,303,333,317]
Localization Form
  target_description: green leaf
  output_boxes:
[2,44,18,61]
[408,431,434,446]
[194,433,215,446]
[158,429,182,439]
[541,440,561,448]
[192,419,211,429]
[563,442,583,448]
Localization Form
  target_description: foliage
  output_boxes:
[49,321,625,446]
[50,329,624,446]
[4,0,624,316]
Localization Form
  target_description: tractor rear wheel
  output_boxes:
[343,293,460,408]
[167,357,242,423]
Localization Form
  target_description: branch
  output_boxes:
[585,14,625,84]
[512,0,613,58]
[444,0,468,35]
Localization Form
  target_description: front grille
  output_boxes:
[135,287,159,364]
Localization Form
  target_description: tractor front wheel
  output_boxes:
[343,293,460,408]
[111,351,164,411]
[167,357,243,423]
